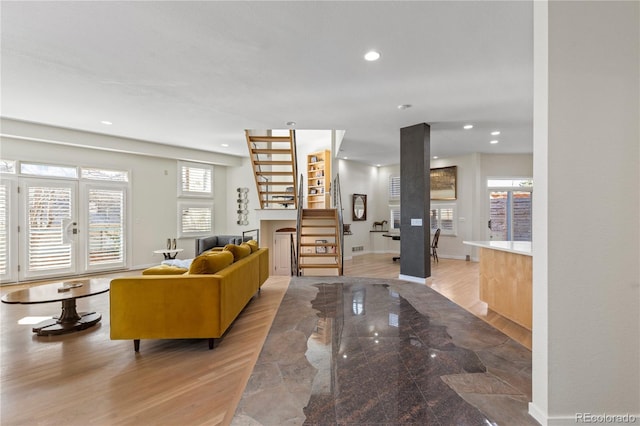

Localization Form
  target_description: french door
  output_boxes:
[488,190,532,241]
[0,177,126,283]
[20,178,79,280]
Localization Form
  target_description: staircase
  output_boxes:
[298,208,342,275]
[245,130,297,209]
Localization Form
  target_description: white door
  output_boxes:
[19,178,79,280]
[273,232,295,276]
[0,178,17,283]
[82,182,126,272]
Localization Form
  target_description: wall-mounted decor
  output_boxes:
[237,187,249,225]
[430,166,457,200]
[352,194,367,221]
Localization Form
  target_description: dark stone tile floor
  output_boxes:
[233,277,537,426]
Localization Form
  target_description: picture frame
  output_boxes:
[316,239,327,254]
[352,193,367,221]
[430,166,457,200]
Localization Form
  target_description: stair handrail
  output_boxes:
[290,233,298,276]
[295,173,304,276]
[333,173,344,274]
[290,129,299,209]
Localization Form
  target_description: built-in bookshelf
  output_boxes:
[307,150,331,208]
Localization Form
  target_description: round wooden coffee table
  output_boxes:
[1,278,110,336]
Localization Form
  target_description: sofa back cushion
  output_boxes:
[188,250,234,274]
[246,239,259,253]
[223,243,252,261]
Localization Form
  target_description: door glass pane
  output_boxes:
[489,191,508,240]
[512,191,532,241]
[88,188,124,266]
[27,186,72,271]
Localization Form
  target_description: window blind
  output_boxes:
[88,188,125,265]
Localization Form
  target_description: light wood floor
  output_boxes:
[0,254,530,425]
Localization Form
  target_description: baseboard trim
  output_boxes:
[398,274,432,285]
[528,403,639,426]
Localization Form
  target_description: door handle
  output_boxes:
[488,219,492,230]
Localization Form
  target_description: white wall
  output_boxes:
[531,1,639,424]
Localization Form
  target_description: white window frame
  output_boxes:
[178,201,214,238]
[178,161,213,198]
[430,203,457,236]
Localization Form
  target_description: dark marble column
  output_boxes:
[400,123,430,280]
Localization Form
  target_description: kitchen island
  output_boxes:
[463,240,532,330]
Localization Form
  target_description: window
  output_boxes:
[390,207,401,230]
[178,202,213,237]
[430,204,456,236]
[0,160,16,174]
[487,178,533,188]
[86,186,125,266]
[81,168,129,182]
[389,176,400,200]
[178,161,213,197]
[20,162,78,179]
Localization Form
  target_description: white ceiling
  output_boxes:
[0,1,533,166]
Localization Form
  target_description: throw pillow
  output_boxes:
[223,243,252,261]
[143,264,189,275]
[246,239,259,253]
[188,250,234,274]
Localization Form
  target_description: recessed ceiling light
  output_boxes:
[463,124,473,130]
[490,140,499,144]
[285,121,296,127]
[397,104,412,110]
[343,157,348,160]
[433,156,438,159]
[100,120,112,125]
[491,131,501,136]
[376,164,381,167]
[364,50,381,61]
[221,143,229,147]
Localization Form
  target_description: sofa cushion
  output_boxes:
[223,243,252,261]
[188,250,234,274]
[246,239,259,253]
[143,264,189,275]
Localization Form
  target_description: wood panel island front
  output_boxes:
[463,241,532,330]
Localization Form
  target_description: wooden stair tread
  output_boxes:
[299,263,340,268]
[251,149,293,154]
[256,171,294,176]
[259,193,295,197]
[253,160,293,166]
[247,135,292,142]
[257,181,294,186]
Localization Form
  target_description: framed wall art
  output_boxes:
[430,166,457,200]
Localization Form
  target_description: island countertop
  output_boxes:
[463,240,532,256]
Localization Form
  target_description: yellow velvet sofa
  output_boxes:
[110,247,268,351]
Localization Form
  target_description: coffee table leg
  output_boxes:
[32,298,102,336]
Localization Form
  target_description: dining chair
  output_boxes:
[431,228,441,263]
